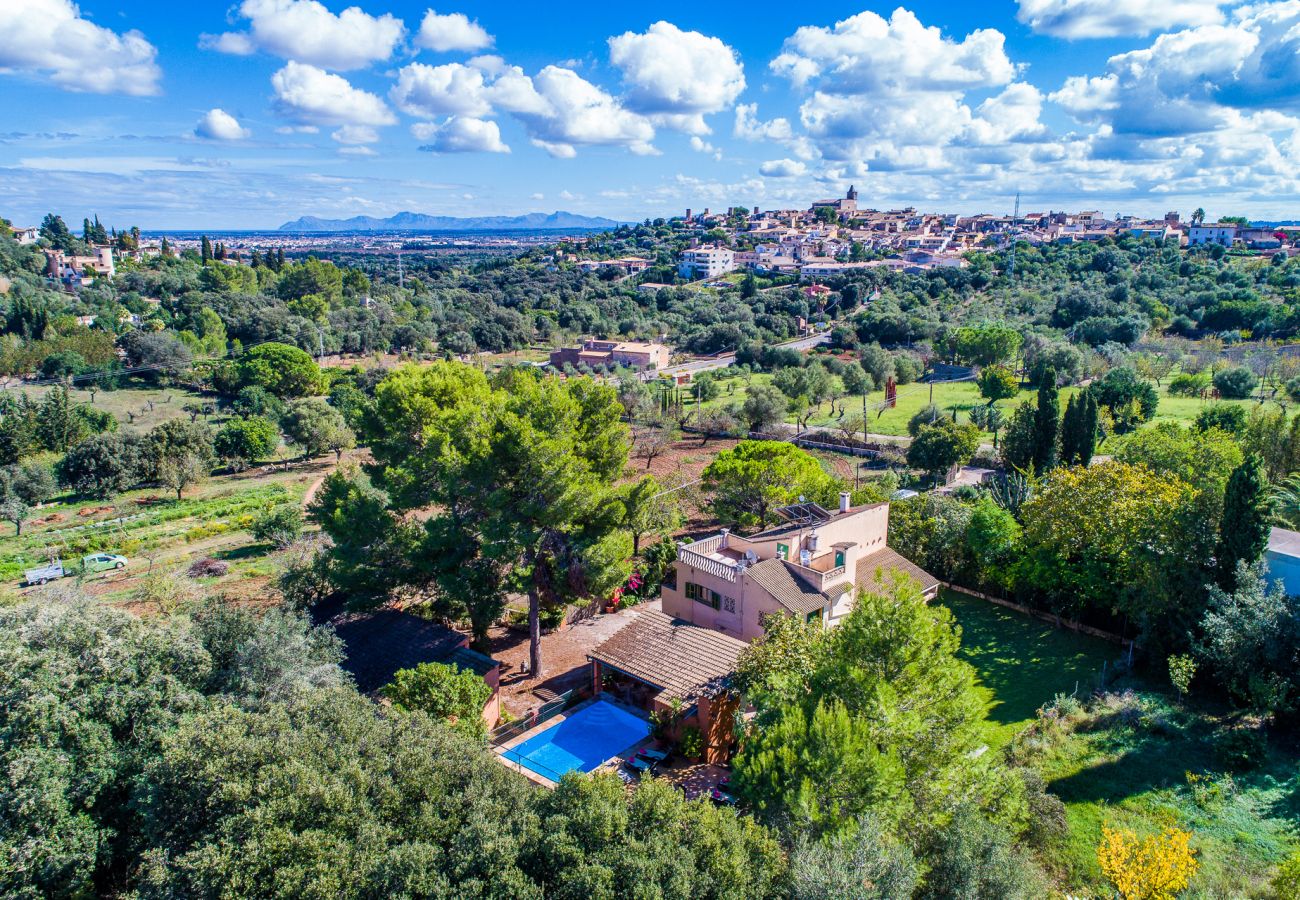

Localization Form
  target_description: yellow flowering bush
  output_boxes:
[1097,825,1198,900]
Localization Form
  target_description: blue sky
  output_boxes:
[2,0,1298,229]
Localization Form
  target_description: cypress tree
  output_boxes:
[1079,392,1099,467]
[201,235,212,264]
[1217,454,1272,589]
[1031,367,1059,471]
[1060,394,1080,466]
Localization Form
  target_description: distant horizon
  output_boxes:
[4,1,1300,228]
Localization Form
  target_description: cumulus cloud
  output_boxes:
[769,8,1017,170]
[413,116,509,152]
[772,8,1013,95]
[608,21,744,129]
[1051,4,1300,137]
[390,62,493,117]
[194,109,251,140]
[203,0,404,71]
[414,9,493,53]
[733,104,794,142]
[1016,0,1228,38]
[967,83,1048,144]
[271,61,396,128]
[0,0,161,95]
[511,66,656,157]
[759,158,807,177]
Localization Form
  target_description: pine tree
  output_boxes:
[1217,454,1271,589]
[1031,367,1059,471]
[160,236,171,257]
[82,218,93,241]
[276,248,285,270]
[201,235,212,264]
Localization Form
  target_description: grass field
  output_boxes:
[939,589,1120,747]
[940,589,1299,897]
[693,366,1285,442]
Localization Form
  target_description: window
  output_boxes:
[709,590,722,610]
[685,582,698,600]
[722,595,736,614]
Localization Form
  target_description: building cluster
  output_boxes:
[664,193,1300,283]
[548,338,671,371]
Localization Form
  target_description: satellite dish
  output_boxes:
[744,549,757,563]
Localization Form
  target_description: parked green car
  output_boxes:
[81,553,128,574]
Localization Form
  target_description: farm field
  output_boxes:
[941,590,1298,898]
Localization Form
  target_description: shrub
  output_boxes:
[381,661,492,738]
[1213,366,1259,399]
[1169,371,1211,397]
[1194,404,1247,434]
[250,504,303,549]
[1097,825,1198,900]
[678,724,704,759]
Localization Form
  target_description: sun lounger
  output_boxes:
[637,747,668,762]
[625,756,657,776]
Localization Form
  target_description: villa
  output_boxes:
[585,493,937,763]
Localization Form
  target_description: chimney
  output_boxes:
[839,491,851,513]
[719,527,729,549]
[808,531,819,552]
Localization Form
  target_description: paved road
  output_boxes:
[657,331,831,380]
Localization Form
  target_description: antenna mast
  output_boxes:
[1007,191,1020,281]
[397,249,405,290]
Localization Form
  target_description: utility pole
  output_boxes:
[397,250,404,290]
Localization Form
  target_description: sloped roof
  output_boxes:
[589,610,747,701]
[745,558,828,614]
[856,546,941,596]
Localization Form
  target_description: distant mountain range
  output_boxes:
[277,210,623,232]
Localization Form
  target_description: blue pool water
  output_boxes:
[503,699,649,781]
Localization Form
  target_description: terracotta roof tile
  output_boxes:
[855,546,940,596]
[589,610,747,701]
[745,558,828,614]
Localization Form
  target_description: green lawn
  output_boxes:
[939,589,1299,897]
[695,367,1287,443]
[939,589,1119,747]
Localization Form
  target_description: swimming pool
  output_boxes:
[501,699,649,781]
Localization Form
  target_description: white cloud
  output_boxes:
[769,8,1018,171]
[530,192,544,200]
[194,108,251,140]
[733,104,794,142]
[759,158,807,178]
[512,66,657,157]
[203,0,404,71]
[390,62,493,117]
[338,145,377,156]
[772,8,1014,95]
[413,116,509,152]
[1016,0,1228,38]
[1051,4,1300,138]
[0,0,161,95]
[608,21,744,128]
[967,83,1048,144]
[414,9,493,53]
[331,124,379,144]
[271,61,396,128]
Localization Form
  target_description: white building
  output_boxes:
[678,246,735,280]
[1188,224,1237,247]
[14,227,39,246]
